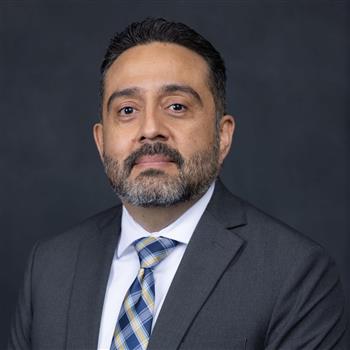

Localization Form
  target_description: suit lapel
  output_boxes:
[66,206,122,350]
[148,180,247,350]
[65,181,246,350]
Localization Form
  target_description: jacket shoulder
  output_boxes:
[211,181,333,276]
[212,180,324,255]
[241,199,326,256]
[33,205,122,262]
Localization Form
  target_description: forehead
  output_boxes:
[103,42,212,101]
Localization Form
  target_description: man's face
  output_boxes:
[94,42,234,207]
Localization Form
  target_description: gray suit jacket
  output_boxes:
[9,181,347,349]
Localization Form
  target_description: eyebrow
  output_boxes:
[106,87,141,112]
[106,84,203,113]
[160,84,203,106]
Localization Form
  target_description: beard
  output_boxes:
[102,138,220,208]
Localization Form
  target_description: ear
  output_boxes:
[218,114,235,165]
[93,122,104,160]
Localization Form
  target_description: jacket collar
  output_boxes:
[66,206,122,350]
[148,179,247,349]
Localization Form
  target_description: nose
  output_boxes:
[138,107,168,143]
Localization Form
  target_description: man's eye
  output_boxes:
[119,106,135,115]
[169,103,186,112]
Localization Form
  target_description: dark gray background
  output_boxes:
[1,1,349,348]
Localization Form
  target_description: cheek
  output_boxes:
[102,130,132,158]
[192,125,217,146]
[177,130,216,157]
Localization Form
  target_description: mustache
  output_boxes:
[124,142,184,175]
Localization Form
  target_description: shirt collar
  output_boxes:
[117,181,216,258]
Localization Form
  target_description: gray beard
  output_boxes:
[102,141,220,208]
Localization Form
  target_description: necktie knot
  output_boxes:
[134,236,178,269]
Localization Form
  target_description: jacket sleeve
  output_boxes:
[8,243,39,350]
[264,245,348,349]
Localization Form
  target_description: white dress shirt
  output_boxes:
[97,182,215,350]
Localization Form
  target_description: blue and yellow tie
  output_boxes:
[110,236,178,350]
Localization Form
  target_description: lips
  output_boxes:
[135,155,172,165]
[124,142,184,176]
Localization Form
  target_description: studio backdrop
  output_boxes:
[1,1,349,347]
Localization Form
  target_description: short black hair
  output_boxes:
[100,18,226,119]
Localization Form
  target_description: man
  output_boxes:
[9,18,347,350]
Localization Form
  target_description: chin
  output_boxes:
[119,172,186,207]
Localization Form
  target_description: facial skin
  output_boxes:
[94,42,235,230]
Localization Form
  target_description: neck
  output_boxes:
[123,198,201,233]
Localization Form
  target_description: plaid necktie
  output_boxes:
[110,236,179,350]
